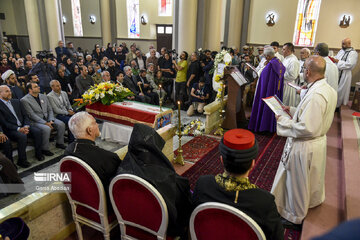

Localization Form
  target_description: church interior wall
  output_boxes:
[115,0,173,51]
[0,0,19,35]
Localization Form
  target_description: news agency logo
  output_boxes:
[34,172,71,182]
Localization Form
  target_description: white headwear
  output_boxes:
[1,69,15,81]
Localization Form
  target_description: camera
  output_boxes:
[169,49,178,60]
[36,50,54,61]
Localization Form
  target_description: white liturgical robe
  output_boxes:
[275,52,284,62]
[282,54,300,107]
[335,48,358,107]
[324,56,339,92]
[271,78,337,224]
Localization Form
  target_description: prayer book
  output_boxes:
[287,82,302,91]
[230,67,249,86]
[262,95,293,118]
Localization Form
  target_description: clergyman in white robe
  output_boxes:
[324,56,339,92]
[282,54,300,107]
[271,56,337,224]
[335,47,358,107]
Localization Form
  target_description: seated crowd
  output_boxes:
[0,40,261,170]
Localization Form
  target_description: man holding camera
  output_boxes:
[21,82,66,156]
[29,52,56,94]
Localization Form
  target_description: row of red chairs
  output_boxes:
[59,156,266,240]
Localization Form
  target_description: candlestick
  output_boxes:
[174,101,185,165]
[159,84,163,112]
[214,81,225,136]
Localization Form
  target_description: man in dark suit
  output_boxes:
[55,40,69,62]
[136,69,159,105]
[0,86,43,168]
[123,66,151,103]
[134,49,147,70]
[21,83,66,156]
[192,129,284,240]
[64,112,121,194]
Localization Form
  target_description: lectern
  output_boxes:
[222,66,248,130]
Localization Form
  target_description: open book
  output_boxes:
[262,95,293,119]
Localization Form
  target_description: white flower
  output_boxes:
[95,94,100,100]
[100,93,105,98]
[108,90,113,95]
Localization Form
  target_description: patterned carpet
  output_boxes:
[174,135,220,163]
[180,134,301,240]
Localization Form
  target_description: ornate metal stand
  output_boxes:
[214,81,226,136]
[174,101,185,165]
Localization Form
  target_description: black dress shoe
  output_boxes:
[18,161,31,168]
[36,154,45,161]
[56,144,66,149]
[42,150,54,156]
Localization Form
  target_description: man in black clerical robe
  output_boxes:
[117,123,192,238]
[64,112,121,195]
[192,128,284,240]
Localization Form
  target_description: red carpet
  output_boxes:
[174,135,220,163]
[180,134,301,240]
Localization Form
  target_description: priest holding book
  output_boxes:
[248,46,285,133]
[271,56,336,228]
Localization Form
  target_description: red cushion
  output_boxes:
[111,179,162,232]
[194,208,259,240]
[60,160,100,210]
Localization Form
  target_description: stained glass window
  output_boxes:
[127,0,140,38]
[158,0,172,16]
[71,0,83,37]
[293,0,322,47]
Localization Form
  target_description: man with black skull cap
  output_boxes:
[193,129,283,240]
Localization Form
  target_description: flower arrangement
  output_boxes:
[178,119,205,136]
[211,50,232,99]
[73,82,134,108]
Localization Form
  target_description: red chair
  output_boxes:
[190,202,266,240]
[109,174,171,240]
[59,156,118,240]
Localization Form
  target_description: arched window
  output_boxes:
[293,0,322,47]
[71,0,83,37]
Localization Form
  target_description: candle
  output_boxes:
[159,84,162,99]
[177,101,181,131]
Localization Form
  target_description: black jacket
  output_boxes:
[193,175,284,240]
[123,75,140,95]
[117,124,193,237]
[0,99,30,131]
[64,139,121,193]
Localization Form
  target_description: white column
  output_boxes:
[44,0,63,52]
[227,0,243,49]
[100,0,112,45]
[177,0,197,54]
[24,0,43,56]
[203,0,222,51]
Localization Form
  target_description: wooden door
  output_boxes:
[156,24,173,52]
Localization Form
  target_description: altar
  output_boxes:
[86,100,173,129]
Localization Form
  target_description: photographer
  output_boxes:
[173,51,188,107]
[28,51,56,93]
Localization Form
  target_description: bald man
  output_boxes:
[298,48,311,86]
[271,56,337,227]
[334,38,358,108]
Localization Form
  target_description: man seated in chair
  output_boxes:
[65,112,121,194]
[117,123,192,238]
[47,80,75,143]
[192,129,284,240]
